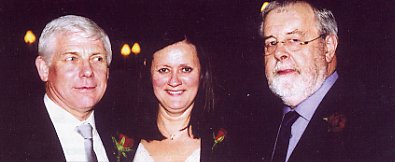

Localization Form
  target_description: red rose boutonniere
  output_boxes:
[112,133,134,162]
[323,112,347,133]
[212,128,227,151]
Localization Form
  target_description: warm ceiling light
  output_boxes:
[121,43,131,56]
[24,30,36,44]
[131,42,141,55]
[261,2,269,12]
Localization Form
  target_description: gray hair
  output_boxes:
[260,1,338,39]
[38,15,112,65]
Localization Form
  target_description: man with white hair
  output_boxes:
[260,1,370,161]
[16,15,115,162]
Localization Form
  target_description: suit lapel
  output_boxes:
[96,125,116,162]
[288,79,350,161]
[288,104,334,161]
[127,138,140,161]
[23,100,66,161]
[95,108,140,162]
[200,130,214,162]
[95,109,117,162]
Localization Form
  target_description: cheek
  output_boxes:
[94,68,109,82]
[183,74,200,88]
[264,57,276,74]
[151,75,168,89]
[49,66,75,82]
[295,48,322,69]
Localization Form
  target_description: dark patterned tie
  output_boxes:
[77,123,98,162]
[272,111,300,162]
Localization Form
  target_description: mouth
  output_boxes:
[74,86,96,91]
[166,89,185,96]
[276,69,297,75]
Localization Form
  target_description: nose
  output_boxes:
[273,43,289,61]
[168,72,181,87]
[80,61,93,78]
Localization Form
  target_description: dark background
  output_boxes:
[0,0,394,132]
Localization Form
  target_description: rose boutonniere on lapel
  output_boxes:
[112,133,134,162]
[323,112,347,133]
[212,128,227,151]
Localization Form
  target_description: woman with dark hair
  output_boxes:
[126,30,230,162]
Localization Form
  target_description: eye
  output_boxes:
[158,68,170,73]
[181,67,193,73]
[265,41,278,47]
[65,56,77,61]
[92,56,105,62]
[288,38,302,44]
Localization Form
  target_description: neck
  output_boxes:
[46,93,92,121]
[157,106,193,138]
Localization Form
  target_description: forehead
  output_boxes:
[264,3,319,37]
[54,32,106,53]
[152,41,199,65]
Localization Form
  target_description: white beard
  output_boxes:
[268,67,326,107]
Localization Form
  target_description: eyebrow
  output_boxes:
[91,53,106,57]
[63,51,105,55]
[287,30,304,35]
[62,51,79,55]
[263,29,305,40]
[263,35,275,40]
[155,65,171,69]
[154,63,195,70]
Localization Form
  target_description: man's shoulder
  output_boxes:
[299,77,375,161]
[321,77,368,110]
[8,95,66,161]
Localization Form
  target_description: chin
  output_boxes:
[168,104,188,111]
[162,101,194,114]
[74,103,95,110]
[73,97,98,109]
[271,82,304,99]
[270,69,327,106]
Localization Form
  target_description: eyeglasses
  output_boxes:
[264,34,325,55]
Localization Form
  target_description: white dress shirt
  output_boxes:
[44,94,109,162]
[284,72,338,162]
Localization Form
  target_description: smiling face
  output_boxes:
[151,40,201,116]
[36,32,109,120]
[263,3,329,107]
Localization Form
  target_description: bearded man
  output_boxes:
[260,1,372,162]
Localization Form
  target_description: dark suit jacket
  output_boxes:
[234,77,375,162]
[200,127,233,162]
[11,96,117,162]
[265,77,373,162]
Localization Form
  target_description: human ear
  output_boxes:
[106,67,110,79]
[324,34,338,63]
[35,56,49,81]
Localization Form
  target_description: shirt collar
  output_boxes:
[283,71,338,121]
[44,94,96,129]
